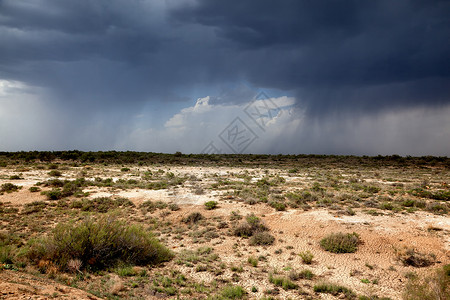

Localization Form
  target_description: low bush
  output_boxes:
[220,285,246,299]
[247,256,258,267]
[140,200,168,213]
[26,215,173,271]
[249,232,275,246]
[71,197,134,213]
[313,282,355,298]
[426,202,448,214]
[168,203,180,211]
[22,201,47,214]
[41,188,63,200]
[204,201,218,210]
[0,232,24,268]
[48,170,62,177]
[0,183,21,193]
[233,214,274,245]
[183,212,204,224]
[269,201,286,211]
[363,186,381,194]
[233,214,268,237]
[396,248,435,267]
[40,179,87,200]
[269,273,298,290]
[299,250,314,264]
[320,232,360,253]
[289,269,314,280]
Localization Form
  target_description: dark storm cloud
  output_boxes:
[172,0,450,112]
[0,0,449,153]
[1,0,449,112]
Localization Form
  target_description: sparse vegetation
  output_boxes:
[396,248,435,267]
[204,201,218,210]
[298,250,314,264]
[0,152,448,299]
[249,231,275,246]
[48,170,62,177]
[0,183,21,194]
[403,264,449,300]
[29,186,40,192]
[219,285,246,299]
[320,232,361,253]
[26,215,173,271]
[269,273,298,290]
[183,212,204,224]
[247,256,258,267]
[289,269,314,280]
[313,282,355,298]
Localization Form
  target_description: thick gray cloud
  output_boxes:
[171,0,450,112]
[0,0,449,153]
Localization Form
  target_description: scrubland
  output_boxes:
[0,152,449,299]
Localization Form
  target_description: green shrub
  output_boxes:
[248,256,258,267]
[140,200,168,213]
[42,179,64,187]
[29,186,41,193]
[249,232,275,246]
[363,186,381,193]
[299,269,314,280]
[0,245,17,265]
[380,202,394,210]
[233,214,268,237]
[269,201,286,211]
[313,282,355,298]
[22,201,47,214]
[71,197,134,213]
[48,170,62,177]
[41,179,86,200]
[121,167,130,172]
[168,203,180,211]
[204,201,218,210]
[426,202,448,214]
[115,265,137,276]
[26,215,173,271]
[289,269,314,280]
[9,175,22,180]
[41,188,62,200]
[269,273,297,290]
[0,183,21,193]
[0,232,21,266]
[183,212,204,224]
[299,250,314,264]
[320,232,360,253]
[220,285,246,299]
[233,223,254,237]
[410,188,450,201]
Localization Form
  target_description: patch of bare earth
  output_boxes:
[0,270,101,300]
[0,163,449,299]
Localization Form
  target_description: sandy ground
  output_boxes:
[1,165,449,299]
[0,270,101,300]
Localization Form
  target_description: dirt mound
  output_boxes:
[0,270,100,300]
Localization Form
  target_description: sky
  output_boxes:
[0,0,449,155]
